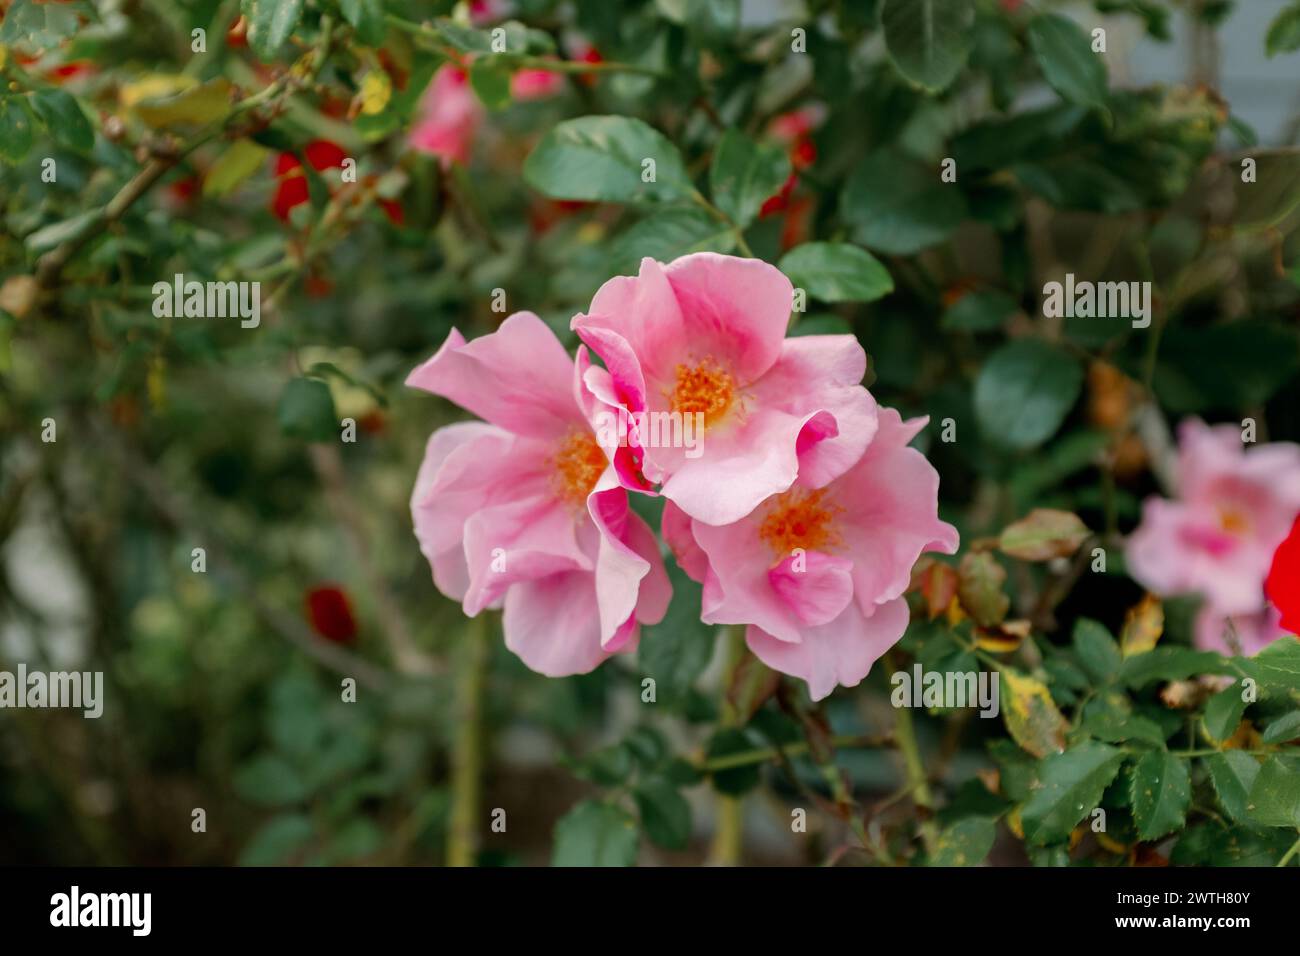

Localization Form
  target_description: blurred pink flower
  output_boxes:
[407,313,670,676]
[1195,604,1287,657]
[511,67,565,101]
[664,407,959,700]
[1127,418,1300,651]
[571,253,878,526]
[409,65,482,166]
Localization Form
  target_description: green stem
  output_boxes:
[884,650,938,854]
[446,613,491,867]
[700,733,895,773]
[709,625,747,866]
[1277,833,1300,868]
[385,15,665,77]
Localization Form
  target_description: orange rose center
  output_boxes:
[1218,506,1250,536]
[758,488,843,560]
[669,356,736,427]
[552,431,606,505]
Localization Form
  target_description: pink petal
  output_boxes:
[830,407,960,609]
[503,571,623,676]
[747,597,910,701]
[768,551,855,626]
[461,494,594,616]
[406,312,583,440]
[662,252,793,385]
[662,500,709,583]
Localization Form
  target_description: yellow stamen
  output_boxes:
[757,488,843,560]
[668,356,736,427]
[552,431,606,506]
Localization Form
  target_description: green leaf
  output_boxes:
[638,559,718,704]
[609,208,735,275]
[841,149,966,255]
[233,753,311,806]
[1262,711,1300,745]
[277,377,337,442]
[708,128,790,229]
[0,96,35,165]
[1129,750,1190,841]
[633,778,692,850]
[28,89,93,151]
[469,58,512,111]
[434,19,493,53]
[239,813,314,865]
[1204,751,1261,823]
[1202,683,1248,743]
[778,242,893,304]
[941,290,1017,331]
[1253,636,1300,697]
[1080,692,1166,746]
[1021,742,1125,845]
[339,0,387,47]
[1072,619,1122,684]
[1246,757,1300,828]
[241,0,305,61]
[880,0,974,93]
[524,115,692,203]
[1266,4,1300,57]
[1027,13,1108,110]
[552,800,639,866]
[929,816,997,866]
[203,140,271,198]
[1119,647,1229,688]
[974,339,1082,451]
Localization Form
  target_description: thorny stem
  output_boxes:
[884,650,938,855]
[708,625,747,866]
[699,733,896,773]
[385,14,666,77]
[447,613,492,867]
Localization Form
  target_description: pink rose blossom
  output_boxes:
[407,312,670,676]
[572,253,879,525]
[1194,604,1288,657]
[511,67,565,101]
[409,65,483,167]
[1127,419,1300,635]
[664,407,959,700]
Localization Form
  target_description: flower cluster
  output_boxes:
[408,253,957,700]
[1127,419,1300,654]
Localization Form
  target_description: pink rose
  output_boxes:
[572,253,878,525]
[1128,419,1300,624]
[1129,418,1300,658]
[407,313,670,676]
[409,65,483,167]
[511,67,565,101]
[664,407,959,700]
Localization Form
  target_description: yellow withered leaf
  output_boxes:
[1002,670,1068,758]
[360,70,393,115]
[1120,593,1164,657]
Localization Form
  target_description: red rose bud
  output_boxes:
[1266,514,1300,636]
[305,585,358,644]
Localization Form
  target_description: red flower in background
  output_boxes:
[271,140,403,227]
[305,585,358,644]
[272,140,347,222]
[1266,515,1300,635]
